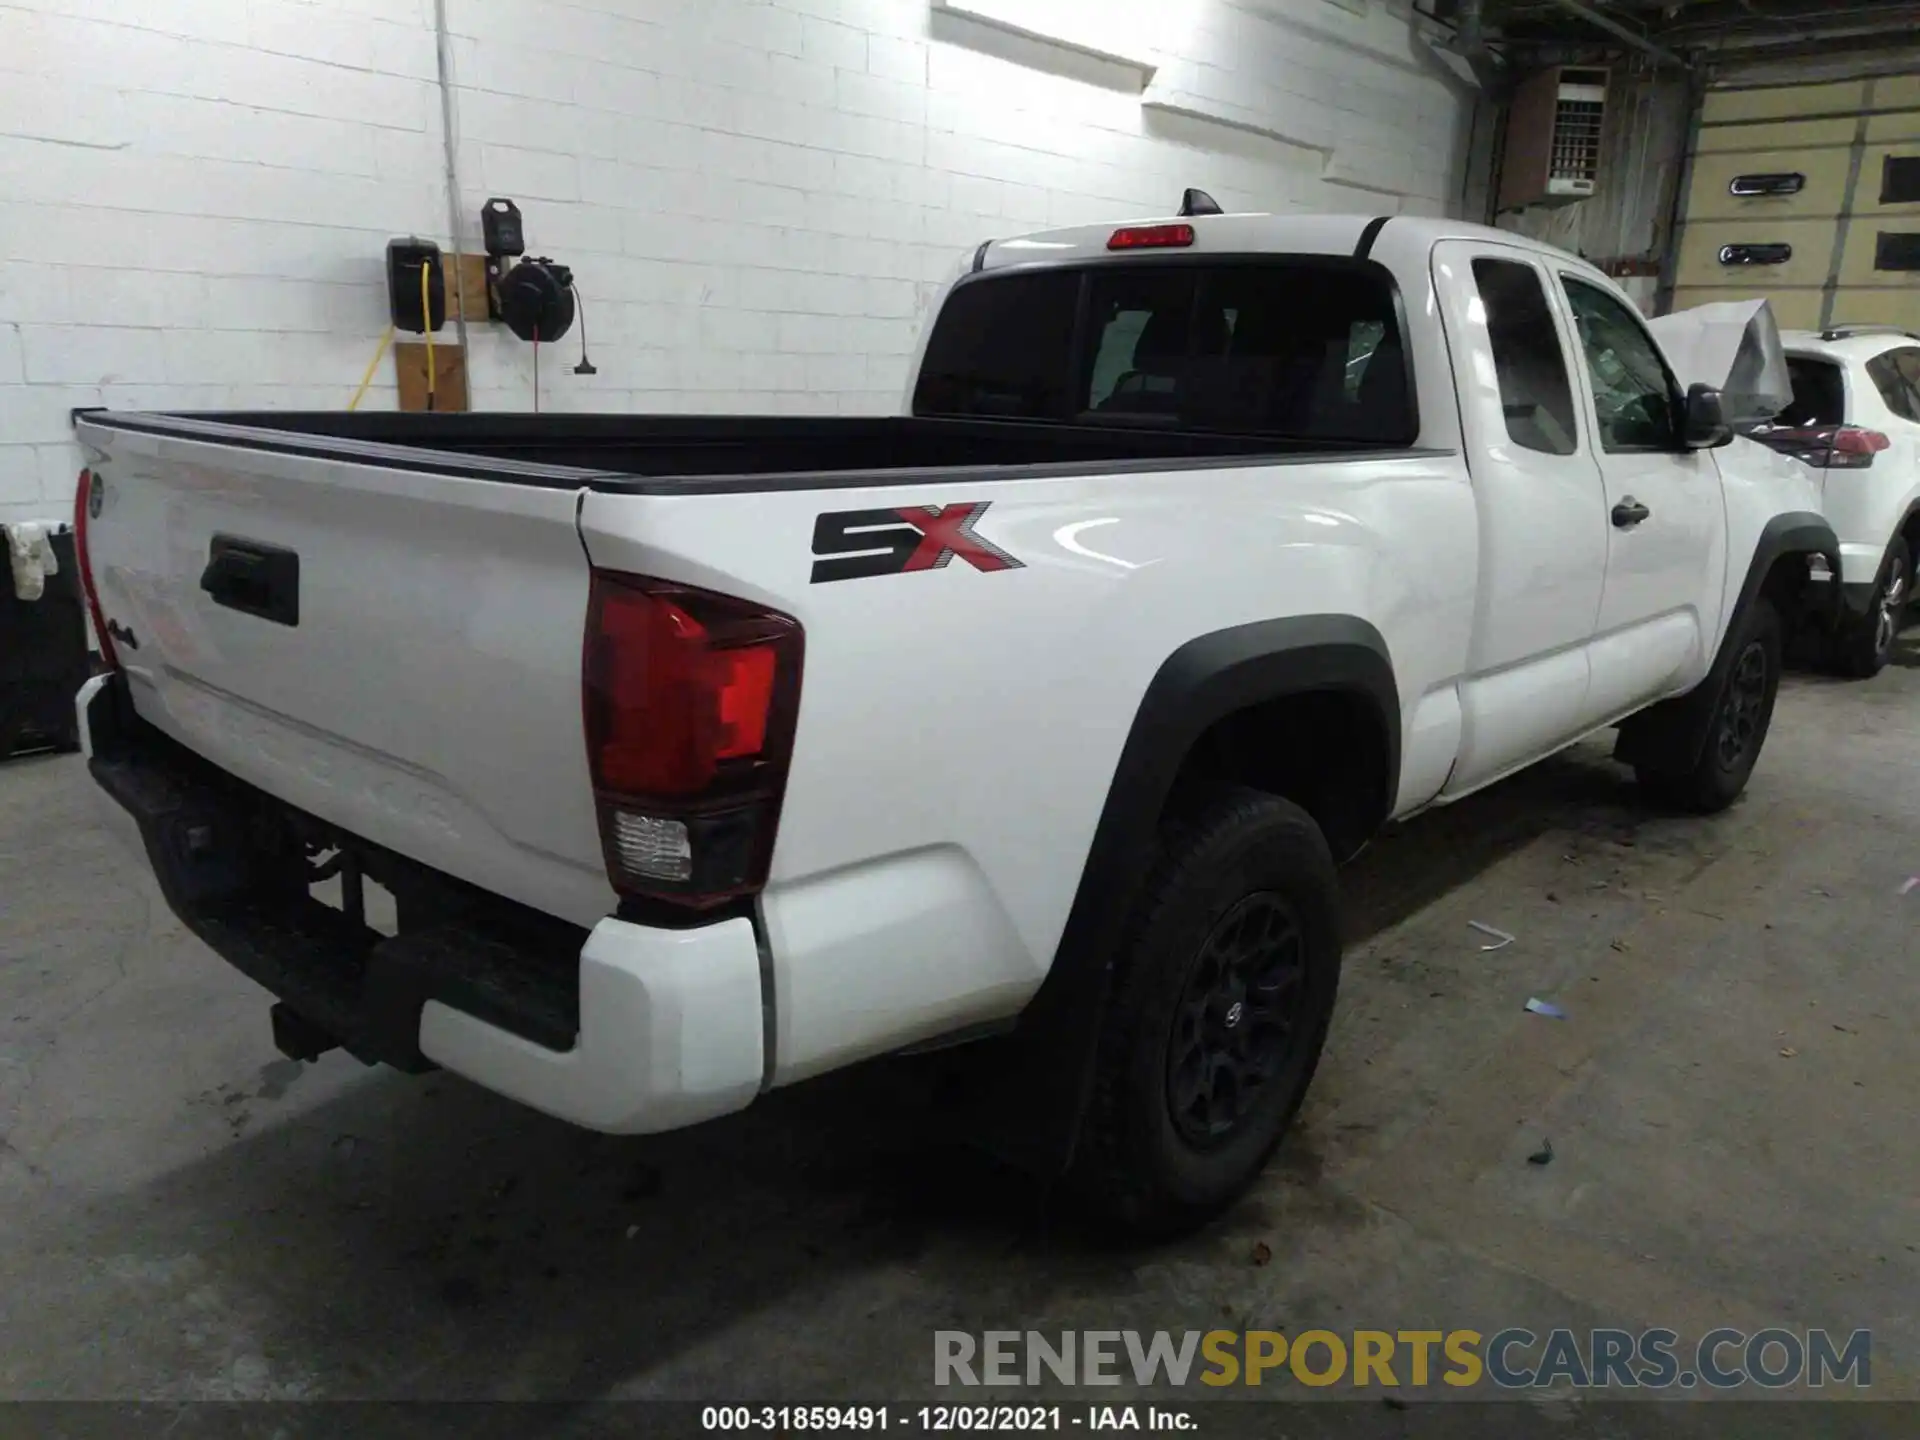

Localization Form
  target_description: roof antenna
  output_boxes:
[1179,188,1223,217]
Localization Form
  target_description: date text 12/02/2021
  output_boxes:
[701,1407,1193,1431]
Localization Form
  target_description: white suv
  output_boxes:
[1760,326,1920,675]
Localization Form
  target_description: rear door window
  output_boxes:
[913,260,1415,446]
[1864,347,1920,420]
[1471,257,1578,455]
[1894,348,1920,415]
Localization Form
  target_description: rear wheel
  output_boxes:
[1072,788,1341,1238]
[1636,597,1782,813]
[1834,536,1911,678]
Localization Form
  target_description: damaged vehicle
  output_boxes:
[1654,300,1919,676]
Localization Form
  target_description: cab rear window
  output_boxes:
[912,260,1415,447]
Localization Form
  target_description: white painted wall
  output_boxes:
[0,0,1477,526]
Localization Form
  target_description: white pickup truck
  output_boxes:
[70,212,1836,1236]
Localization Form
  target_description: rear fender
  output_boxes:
[963,615,1398,1177]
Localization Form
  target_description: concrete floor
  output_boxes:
[1,639,1916,1424]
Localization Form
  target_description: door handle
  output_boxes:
[201,535,300,626]
[1612,498,1650,528]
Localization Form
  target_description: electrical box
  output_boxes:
[386,238,445,334]
[1498,66,1609,211]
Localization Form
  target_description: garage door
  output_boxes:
[1672,74,1920,331]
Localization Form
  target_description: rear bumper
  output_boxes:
[418,918,765,1134]
[1838,542,1886,615]
[76,672,765,1134]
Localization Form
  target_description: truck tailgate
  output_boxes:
[75,419,615,928]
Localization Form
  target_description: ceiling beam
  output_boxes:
[1657,0,1920,29]
[1540,0,1689,66]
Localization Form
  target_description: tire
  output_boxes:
[1072,787,1342,1238]
[1635,596,1782,813]
[1833,536,1911,679]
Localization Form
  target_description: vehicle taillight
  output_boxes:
[1829,426,1890,467]
[1108,223,1195,251]
[1750,424,1890,470]
[73,468,117,670]
[582,571,802,908]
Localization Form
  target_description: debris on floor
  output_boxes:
[1251,1241,1272,1266]
[1899,876,1918,897]
[1779,1047,1798,1059]
[1468,921,1514,951]
[1524,998,1567,1019]
[1527,1140,1554,1166]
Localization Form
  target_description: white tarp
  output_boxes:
[6,521,61,602]
[1647,298,1793,427]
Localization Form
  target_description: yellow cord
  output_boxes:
[348,325,394,411]
[420,264,436,411]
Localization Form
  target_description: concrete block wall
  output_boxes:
[0,0,1476,525]
[0,0,450,525]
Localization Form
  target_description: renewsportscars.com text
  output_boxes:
[933,1328,1870,1391]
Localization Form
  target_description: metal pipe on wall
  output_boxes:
[434,0,471,360]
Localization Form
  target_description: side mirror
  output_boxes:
[1682,382,1734,449]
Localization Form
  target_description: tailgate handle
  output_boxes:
[201,535,300,627]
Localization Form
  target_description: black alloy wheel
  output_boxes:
[1165,893,1306,1148]
[1071,787,1342,1237]
[1713,640,1770,772]
[1634,596,1782,813]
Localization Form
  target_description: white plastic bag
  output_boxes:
[6,521,61,603]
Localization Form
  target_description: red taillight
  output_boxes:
[1107,223,1195,251]
[1752,424,1890,470]
[583,572,802,907]
[73,468,117,670]
[715,646,775,759]
[1832,426,1890,460]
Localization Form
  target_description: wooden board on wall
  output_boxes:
[394,340,468,412]
[447,253,491,323]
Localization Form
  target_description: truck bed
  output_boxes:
[75,409,1417,492]
[70,402,1410,941]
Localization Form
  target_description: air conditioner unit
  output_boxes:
[1498,65,1608,210]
